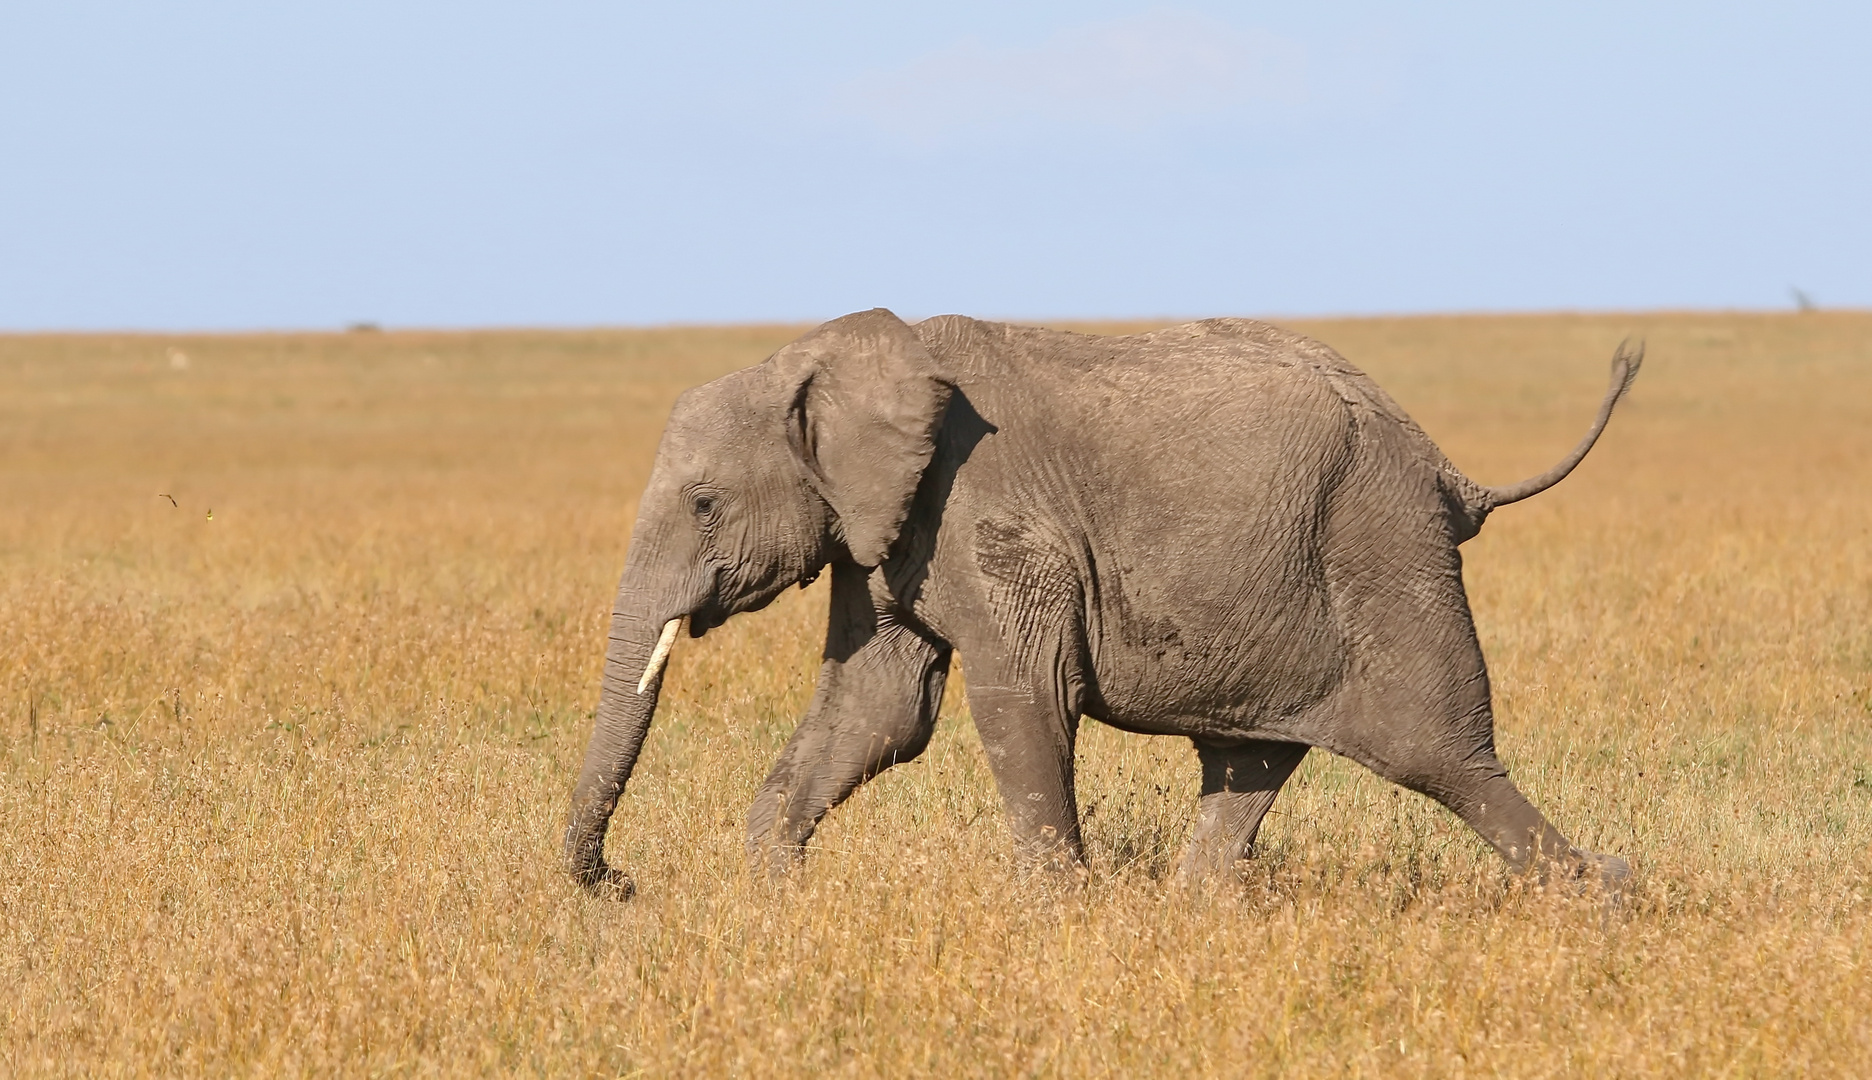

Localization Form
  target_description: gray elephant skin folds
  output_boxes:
[564,308,1641,899]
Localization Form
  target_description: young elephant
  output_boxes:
[564,309,1640,897]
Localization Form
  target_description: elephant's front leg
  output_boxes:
[745,563,951,869]
[966,680,1084,871]
[1176,738,1309,882]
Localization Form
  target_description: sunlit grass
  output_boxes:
[3,313,1870,1075]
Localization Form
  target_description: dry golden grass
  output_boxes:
[3,312,1870,1077]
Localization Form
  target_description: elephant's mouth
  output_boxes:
[678,564,732,637]
[698,562,825,636]
[675,557,825,641]
[687,603,728,636]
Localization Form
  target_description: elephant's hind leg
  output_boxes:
[1332,649,1630,890]
[1176,738,1309,883]
[745,564,951,871]
[1316,481,1629,889]
[1384,740,1630,889]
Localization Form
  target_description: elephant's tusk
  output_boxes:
[638,617,682,694]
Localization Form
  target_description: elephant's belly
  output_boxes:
[1085,569,1346,740]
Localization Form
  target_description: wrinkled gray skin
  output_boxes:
[564,310,1641,898]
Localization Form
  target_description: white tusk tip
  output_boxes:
[637,617,682,694]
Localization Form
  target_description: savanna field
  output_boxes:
[3,313,1870,1076]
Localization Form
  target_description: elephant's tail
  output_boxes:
[1484,339,1643,508]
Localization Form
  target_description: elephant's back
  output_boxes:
[916,313,1484,525]
[915,314,1362,432]
[916,314,1401,429]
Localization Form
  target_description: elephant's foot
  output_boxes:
[1011,824,1088,885]
[1173,811,1269,886]
[569,859,636,901]
[745,784,829,879]
[745,839,810,880]
[1532,848,1632,901]
[1014,852,1090,897]
[1584,851,1633,889]
[1172,848,1252,888]
[1021,850,1089,876]
[1172,826,1238,885]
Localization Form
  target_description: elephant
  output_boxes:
[563,309,1641,898]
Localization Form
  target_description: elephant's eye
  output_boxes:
[692,493,717,518]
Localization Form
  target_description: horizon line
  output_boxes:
[0,304,1857,337]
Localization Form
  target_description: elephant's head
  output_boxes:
[563,308,955,895]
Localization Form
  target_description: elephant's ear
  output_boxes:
[776,308,954,568]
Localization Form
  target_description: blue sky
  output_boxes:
[1,2,1867,329]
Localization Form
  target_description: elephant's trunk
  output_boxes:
[563,566,681,897]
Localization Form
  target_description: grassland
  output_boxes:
[3,312,1870,1077]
